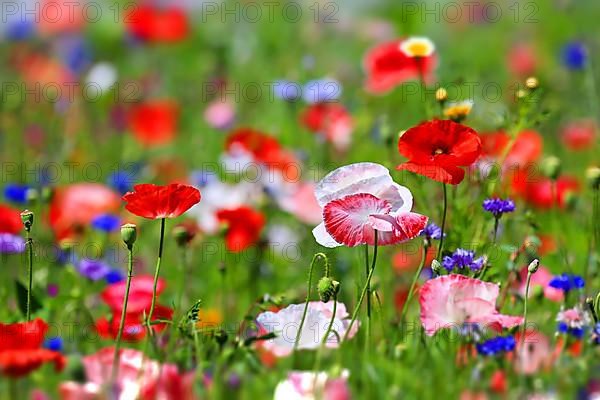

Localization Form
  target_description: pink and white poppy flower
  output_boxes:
[256,301,357,357]
[420,274,523,336]
[312,162,427,247]
[274,370,351,400]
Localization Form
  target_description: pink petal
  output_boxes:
[323,193,392,247]
[392,212,428,241]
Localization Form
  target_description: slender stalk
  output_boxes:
[492,217,500,244]
[521,271,533,348]
[344,231,378,342]
[25,230,33,322]
[294,253,327,350]
[364,244,371,345]
[146,218,166,337]
[111,244,134,385]
[437,183,448,260]
[177,246,188,311]
[400,244,428,321]
[313,295,338,374]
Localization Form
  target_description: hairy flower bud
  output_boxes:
[20,210,34,231]
[121,224,137,249]
[317,277,340,302]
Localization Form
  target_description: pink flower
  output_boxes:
[274,370,351,400]
[276,182,323,225]
[58,348,196,400]
[419,274,523,336]
[312,162,427,248]
[256,301,357,357]
[204,100,236,130]
[515,265,563,302]
[514,330,551,375]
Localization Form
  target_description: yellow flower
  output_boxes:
[400,37,435,58]
[443,100,474,122]
[195,308,223,331]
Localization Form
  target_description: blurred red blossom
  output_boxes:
[561,119,597,151]
[0,204,24,234]
[129,100,179,147]
[127,5,189,43]
[216,206,265,252]
[300,103,354,151]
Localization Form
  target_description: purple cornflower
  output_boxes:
[0,233,26,254]
[442,249,485,271]
[91,213,121,233]
[77,258,111,281]
[420,222,443,240]
[482,198,515,218]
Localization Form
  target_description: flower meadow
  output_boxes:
[0,1,599,399]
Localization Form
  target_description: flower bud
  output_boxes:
[586,166,600,189]
[121,224,137,249]
[431,259,442,275]
[26,188,39,205]
[173,225,192,247]
[317,277,340,303]
[525,77,539,90]
[20,210,34,231]
[527,259,539,274]
[541,156,561,180]
[435,87,447,102]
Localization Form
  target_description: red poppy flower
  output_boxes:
[561,119,597,151]
[300,103,354,151]
[0,204,23,234]
[363,39,437,94]
[480,130,542,169]
[49,184,120,240]
[507,42,537,77]
[397,119,482,184]
[129,101,179,147]
[123,183,201,219]
[96,305,173,342]
[490,370,507,393]
[523,176,580,209]
[38,0,85,35]
[101,275,166,314]
[225,128,297,171]
[0,319,65,378]
[216,206,265,252]
[127,5,189,43]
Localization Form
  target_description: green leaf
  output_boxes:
[15,280,43,317]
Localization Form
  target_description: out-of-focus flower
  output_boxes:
[123,183,201,219]
[513,174,580,210]
[312,162,426,248]
[0,319,65,377]
[256,302,357,357]
[514,330,551,375]
[420,274,523,336]
[303,78,342,103]
[108,167,140,195]
[204,100,236,130]
[0,233,25,254]
[442,249,485,272]
[101,275,165,314]
[85,62,117,92]
[507,42,537,77]
[482,198,515,218]
[363,37,437,94]
[476,335,516,356]
[4,184,32,204]
[225,128,298,173]
[216,206,265,252]
[514,264,563,302]
[77,258,112,281]
[91,213,121,233]
[54,36,91,75]
[127,5,189,43]
[273,80,302,102]
[96,305,173,342]
[479,130,543,171]
[556,306,591,339]
[105,269,125,284]
[37,0,85,35]
[561,41,588,70]
[275,182,323,225]
[300,103,354,151]
[48,184,120,239]
[129,100,179,147]
[561,119,597,151]
[58,348,196,400]
[274,370,351,400]
[443,100,474,122]
[548,273,585,293]
[397,119,481,185]
[0,204,24,234]
[43,337,63,353]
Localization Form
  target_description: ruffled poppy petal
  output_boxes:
[397,161,465,184]
[123,183,201,219]
[312,222,341,248]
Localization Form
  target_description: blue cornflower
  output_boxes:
[420,222,443,240]
[442,249,485,271]
[5,19,35,41]
[105,269,125,284]
[108,170,137,195]
[562,41,587,70]
[476,335,516,356]
[273,80,302,102]
[591,323,600,345]
[549,273,585,292]
[91,214,121,233]
[43,337,64,352]
[482,198,515,218]
[0,233,25,254]
[77,259,111,281]
[191,169,218,188]
[303,78,341,103]
[4,184,32,204]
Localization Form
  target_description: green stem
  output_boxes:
[364,244,371,346]
[314,294,338,374]
[294,253,327,351]
[344,231,378,342]
[26,230,33,322]
[111,244,134,385]
[492,217,499,244]
[400,244,428,321]
[521,271,533,347]
[178,246,188,311]
[146,218,166,338]
[437,183,448,260]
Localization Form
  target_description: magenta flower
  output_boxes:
[312,162,427,247]
[419,274,523,336]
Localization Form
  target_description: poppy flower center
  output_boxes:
[434,148,446,155]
